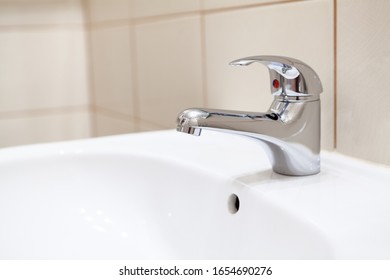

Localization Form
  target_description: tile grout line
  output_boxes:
[0,105,91,120]
[200,0,208,107]
[82,0,98,137]
[91,105,167,130]
[0,22,85,32]
[128,1,141,132]
[83,0,308,29]
[202,0,307,15]
[91,105,133,121]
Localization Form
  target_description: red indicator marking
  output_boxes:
[272,79,280,89]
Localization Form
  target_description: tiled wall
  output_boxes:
[337,0,390,165]
[87,0,335,151]
[4,0,389,167]
[0,0,91,147]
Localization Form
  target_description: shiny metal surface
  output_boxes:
[230,55,323,97]
[176,55,322,176]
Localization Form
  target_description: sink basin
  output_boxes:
[0,130,389,259]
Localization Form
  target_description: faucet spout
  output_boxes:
[176,98,321,176]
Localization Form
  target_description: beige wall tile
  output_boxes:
[94,113,165,137]
[0,110,91,148]
[204,0,334,149]
[137,119,166,132]
[337,0,390,165]
[202,0,287,10]
[0,28,89,112]
[136,16,203,128]
[0,0,84,26]
[94,113,136,136]
[132,0,200,18]
[87,0,131,22]
[90,25,135,116]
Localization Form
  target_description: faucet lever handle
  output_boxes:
[229,55,323,97]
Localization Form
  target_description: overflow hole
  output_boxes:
[228,194,240,214]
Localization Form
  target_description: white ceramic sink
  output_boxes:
[0,130,390,259]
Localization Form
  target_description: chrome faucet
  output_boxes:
[176,56,322,176]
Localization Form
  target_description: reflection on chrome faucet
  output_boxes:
[176,56,322,176]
